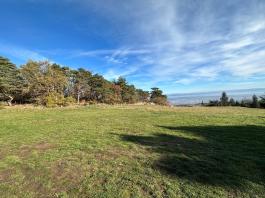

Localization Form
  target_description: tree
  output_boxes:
[220,91,229,106]
[150,87,168,105]
[260,95,265,108]
[0,56,23,105]
[73,68,91,104]
[46,63,68,94]
[89,74,108,102]
[240,99,252,108]
[20,60,44,102]
[136,89,149,103]
[1,57,167,106]
[251,95,259,108]
[114,76,138,103]
[235,100,241,106]
[207,100,219,106]
[20,61,67,104]
[229,98,236,106]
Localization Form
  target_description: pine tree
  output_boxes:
[229,98,236,106]
[150,87,168,105]
[0,56,22,105]
[251,95,259,108]
[259,95,265,108]
[220,91,229,106]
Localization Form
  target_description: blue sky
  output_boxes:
[0,0,265,94]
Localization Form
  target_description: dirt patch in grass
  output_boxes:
[19,142,56,158]
[0,151,6,160]
[34,142,55,151]
[20,165,51,196]
[0,169,14,183]
[50,159,89,193]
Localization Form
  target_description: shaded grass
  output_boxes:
[0,105,264,197]
[121,125,265,187]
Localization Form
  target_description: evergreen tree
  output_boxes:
[229,98,236,106]
[220,91,229,106]
[0,56,23,105]
[235,100,240,106]
[251,95,259,108]
[114,76,138,103]
[260,95,265,108]
[150,87,168,105]
[136,89,149,103]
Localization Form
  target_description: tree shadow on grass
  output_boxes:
[120,125,265,188]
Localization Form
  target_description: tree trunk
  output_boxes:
[77,92,80,105]
[7,95,14,106]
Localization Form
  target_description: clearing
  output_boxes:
[0,105,264,197]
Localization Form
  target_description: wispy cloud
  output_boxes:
[70,0,265,89]
[0,43,48,62]
[3,0,265,92]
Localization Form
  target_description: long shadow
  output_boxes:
[120,125,265,188]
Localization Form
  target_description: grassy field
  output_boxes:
[0,105,264,198]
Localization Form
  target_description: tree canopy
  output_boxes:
[0,56,23,105]
[0,56,168,106]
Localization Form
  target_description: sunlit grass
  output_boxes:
[0,105,264,197]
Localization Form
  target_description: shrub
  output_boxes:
[44,92,65,108]
[64,96,76,106]
[207,100,219,106]
[151,97,169,106]
[87,100,97,105]
[240,99,252,108]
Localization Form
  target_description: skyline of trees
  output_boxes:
[0,56,168,106]
[207,91,264,108]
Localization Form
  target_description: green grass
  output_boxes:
[0,105,264,197]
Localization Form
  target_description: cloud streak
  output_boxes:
[0,43,48,63]
[68,0,265,89]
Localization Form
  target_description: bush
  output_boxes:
[240,99,252,108]
[64,96,76,106]
[207,100,219,106]
[151,97,168,106]
[44,92,65,108]
[86,100,97,105]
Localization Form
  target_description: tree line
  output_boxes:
[204,91,265,108]
[0,56,168,107]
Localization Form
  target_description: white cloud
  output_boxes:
[246,21,265,33]
[85,0,265,84]
[175,78,194,85]
[74,48,150,57]
[0,43,48,62]
[222,37,254,50]
[222,49,265,76]
[103,65,139,80]
[6,0,265,91]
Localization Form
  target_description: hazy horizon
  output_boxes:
[168,88,265,105]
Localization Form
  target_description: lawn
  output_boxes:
[0,105,264,197]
